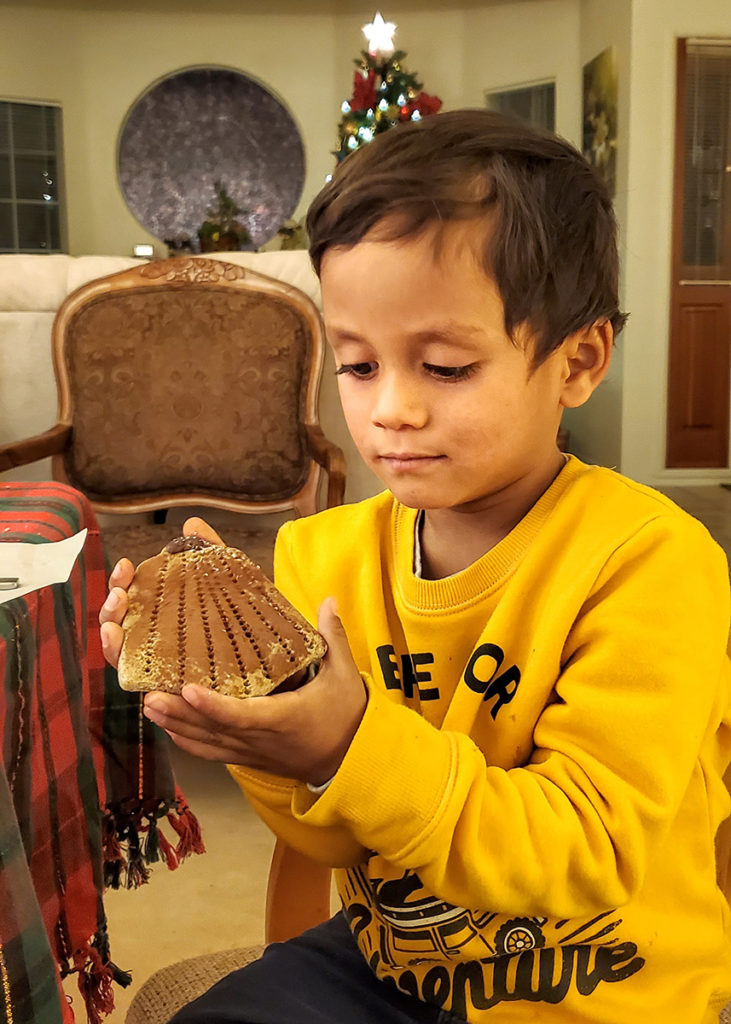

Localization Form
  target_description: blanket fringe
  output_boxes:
[73,945,116,1024]
[101,816,126,890]
[167,791,206,859]
[126,821,151,889]
[156,824,180,870]
[103,792,204,889]
[60,923,132,1019]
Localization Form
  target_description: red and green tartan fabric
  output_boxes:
[0,482,204,1024]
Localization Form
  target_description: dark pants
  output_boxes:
[169,912,461,1024]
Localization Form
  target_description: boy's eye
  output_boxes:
[424,363,478,381]
[335,362,377,378]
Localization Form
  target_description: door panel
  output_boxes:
[667,39,731,468]
[668,286,729,466]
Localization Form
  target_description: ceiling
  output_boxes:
[5,0,526,11]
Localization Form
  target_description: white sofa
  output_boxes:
[0,250,379,503]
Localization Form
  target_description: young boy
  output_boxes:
[100,110,731,1023]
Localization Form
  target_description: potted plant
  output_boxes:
[197,181,252,252]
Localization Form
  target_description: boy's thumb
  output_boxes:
[317,596,346,649]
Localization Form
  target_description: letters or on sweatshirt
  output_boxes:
[231,457,731,1023]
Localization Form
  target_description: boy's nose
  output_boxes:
[371,374,428,430]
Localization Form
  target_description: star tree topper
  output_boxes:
[362,12,397,57]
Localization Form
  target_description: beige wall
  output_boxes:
[560,0,631,471]
[621,0,731,485]
[0,3,338,255]
[463,0,581,144]
[1,1,581,259]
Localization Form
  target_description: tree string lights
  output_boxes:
[334,11,442,163]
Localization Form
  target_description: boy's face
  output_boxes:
[320,220,570,515]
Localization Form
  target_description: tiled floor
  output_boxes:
[73,752,274,1023]
[658,484,731,564]
[88,485,731,1023]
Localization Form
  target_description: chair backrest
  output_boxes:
[50,257,328,516]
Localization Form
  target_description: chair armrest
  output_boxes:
[304,424,346,508]
[0,424,71,472]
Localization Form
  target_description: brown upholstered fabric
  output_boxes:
[63,287,311,502]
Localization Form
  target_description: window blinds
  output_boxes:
[681,41,731,275]
[0,100,64,253]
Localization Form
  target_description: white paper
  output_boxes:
[0,529,88,605]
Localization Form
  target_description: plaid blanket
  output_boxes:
[0,482,204,1024]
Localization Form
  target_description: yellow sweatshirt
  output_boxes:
[230,456,731,1023]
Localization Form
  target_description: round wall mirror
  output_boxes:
[117,66,306,249]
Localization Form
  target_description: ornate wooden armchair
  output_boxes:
[0,257,345,570]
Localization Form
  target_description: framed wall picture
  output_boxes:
[582,47,618,198]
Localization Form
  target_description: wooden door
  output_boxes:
[667,39,731,468]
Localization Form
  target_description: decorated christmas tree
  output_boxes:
[334,12,442,163]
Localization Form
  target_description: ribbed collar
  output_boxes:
[392,456,584,613]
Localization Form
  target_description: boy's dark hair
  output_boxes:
[307,109,627,362]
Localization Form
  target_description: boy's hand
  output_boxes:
[98,517,223,667]
[140,598,367,786]
[98,518,367,785]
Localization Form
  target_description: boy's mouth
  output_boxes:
[378,453,445,470]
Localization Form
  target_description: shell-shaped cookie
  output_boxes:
[118,538,326,698]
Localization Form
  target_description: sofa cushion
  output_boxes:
[205,251,322,310]
[0,255,73,311]
[66,256,143,296]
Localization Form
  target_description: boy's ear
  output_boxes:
[559,320,613,409]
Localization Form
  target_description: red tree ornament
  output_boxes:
[351,69,378,111]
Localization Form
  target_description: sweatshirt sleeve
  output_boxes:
[288,514,731,918]
[227,520,370,868]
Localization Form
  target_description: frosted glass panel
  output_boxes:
[681,44,731,274]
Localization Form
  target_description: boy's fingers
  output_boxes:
[99,586,128,625]
[100,621,123,667]
[143,685,268,733]
[177,683,280,728]
[108,557,135,590]
[161,732,242,764]
[182,517,224,546]
[144,687,278,750]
